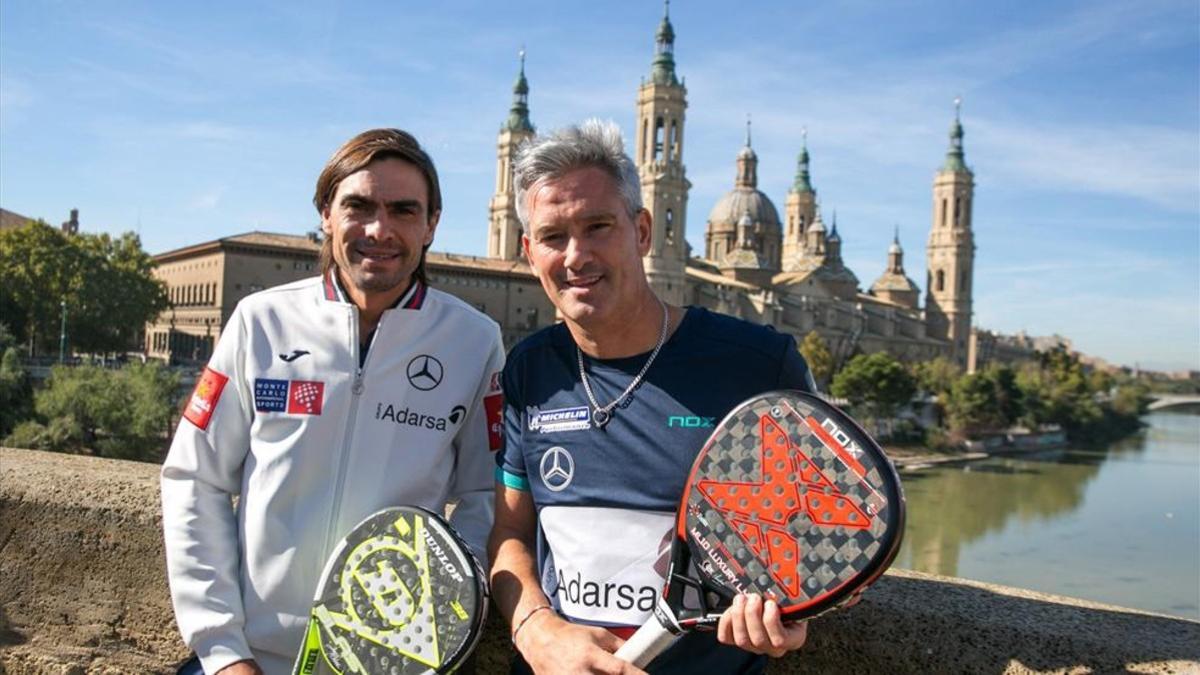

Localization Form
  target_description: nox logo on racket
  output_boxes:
[697,414,873,596]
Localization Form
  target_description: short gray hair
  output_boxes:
[513,119,643,229]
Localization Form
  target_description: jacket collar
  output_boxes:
[322,269,426,311]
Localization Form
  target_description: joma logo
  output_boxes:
[668,415,716,428]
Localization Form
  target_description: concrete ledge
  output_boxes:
[2,447,1197,674]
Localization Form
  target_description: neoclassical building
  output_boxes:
[149,5,1005,370]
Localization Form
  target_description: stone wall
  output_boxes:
[2,447,1197,674]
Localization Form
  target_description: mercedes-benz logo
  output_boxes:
[406,355,444,391]
[539,446,574,492]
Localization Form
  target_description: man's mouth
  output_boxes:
[354,243,402,262]
[564,274,602,289]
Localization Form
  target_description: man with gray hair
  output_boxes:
[489,120,815,674]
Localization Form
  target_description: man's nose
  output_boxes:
[363,209,397,241]
[563,234,591,269]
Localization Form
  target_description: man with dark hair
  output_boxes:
[489,120,815,674]
[162,129,504,674]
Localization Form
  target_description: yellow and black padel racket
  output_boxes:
[292,506,487,675]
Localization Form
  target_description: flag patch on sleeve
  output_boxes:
[484,393,503,451]
[184,367,229,430]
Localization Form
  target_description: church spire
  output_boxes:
[888,225,904,273]
[735,114,758,188]
[650,0,679,86]
[792,126,814,193]
[503,47,534,133]
[942,96,968,173]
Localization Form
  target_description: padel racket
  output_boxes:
[292,506,487,675]
[615,390,905,667]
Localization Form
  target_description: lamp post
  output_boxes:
[58,299,67,364]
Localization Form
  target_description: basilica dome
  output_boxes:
[706,188,781,236]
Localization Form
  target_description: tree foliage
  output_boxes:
[831,352,916,421]
[911,356,961,398]
[4,362,180,461]
[0,323,31,438]
[799,331,834,388]
[0,220,168,356]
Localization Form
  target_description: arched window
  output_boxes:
[941,199,948,228]
[654,117,664,160]
[665,209,674,246]
[936,270,945,292]
[670,120,680,162]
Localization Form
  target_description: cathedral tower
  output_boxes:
[925,98,976,365]
[783,129,817,271]
[636,0,690,305]
[488,50,535,260]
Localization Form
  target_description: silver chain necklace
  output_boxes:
[576,299,669,429]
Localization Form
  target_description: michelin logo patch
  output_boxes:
[528,406,590,433]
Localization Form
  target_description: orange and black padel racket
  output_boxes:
[615,391,905,667]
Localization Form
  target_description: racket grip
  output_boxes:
[614,618,678,668]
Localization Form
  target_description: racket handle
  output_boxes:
[614,618,678,668]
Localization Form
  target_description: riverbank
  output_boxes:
[886,444,988,471]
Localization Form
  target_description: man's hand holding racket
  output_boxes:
[512,604,647,675]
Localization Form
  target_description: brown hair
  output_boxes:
[314,128,442,285]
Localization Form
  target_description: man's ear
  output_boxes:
[320,207,333,237]
[424,210,441,247]
[636,208,653,257]
[521,234,536,274]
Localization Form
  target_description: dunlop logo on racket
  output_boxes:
[293,506,487,675]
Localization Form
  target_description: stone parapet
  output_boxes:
[2,447,1196,674]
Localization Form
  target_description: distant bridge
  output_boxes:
[1146,394,1200,411]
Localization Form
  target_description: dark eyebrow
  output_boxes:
[384,199,422,212]
[338,192,374,206]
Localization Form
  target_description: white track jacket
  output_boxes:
[161,274,504,674]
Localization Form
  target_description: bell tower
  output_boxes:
[488,49,535,260]
[925,98,976,366]
[783,128,817,270]
[636,0,690,305]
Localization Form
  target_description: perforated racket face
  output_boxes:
[294,507,487,675]
[678,391,904,621]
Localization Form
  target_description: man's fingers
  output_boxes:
[762,598,789,650]
[726,593,749,646]
[743,593,771,649]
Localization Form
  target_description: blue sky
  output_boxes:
[1,0,1197,371]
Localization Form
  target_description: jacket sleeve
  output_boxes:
[447,321,506,570]
[160,305,256,674]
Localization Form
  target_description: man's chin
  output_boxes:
[347,268,411,294]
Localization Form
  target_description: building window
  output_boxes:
[936,270,945,292]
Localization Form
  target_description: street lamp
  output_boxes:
[58,299,67,364]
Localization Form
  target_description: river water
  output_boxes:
[894,410,1200,620]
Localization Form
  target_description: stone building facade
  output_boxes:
[146,5,1028,372]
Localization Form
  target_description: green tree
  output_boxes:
[0,221,168,356]
[945,372,1003,435]
[0,323,33,437]
[799,331,834,388]
[831,352,917,422]
[3,362,180,461]
[911,357,962,398]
